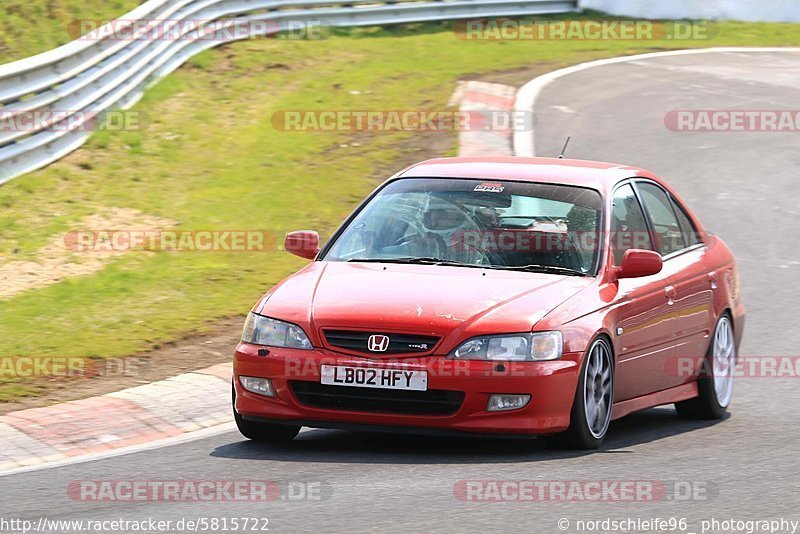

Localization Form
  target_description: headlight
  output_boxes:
[450,332,562,361]
[241,312,313,350]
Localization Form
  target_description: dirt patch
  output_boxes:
[0,207,176,300]
[322,121,457,176]
[376,131,456,178]
[0,316,242,414]
[461,62,562,88]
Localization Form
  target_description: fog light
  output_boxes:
[240,376,275,397]
[487,394,531,412]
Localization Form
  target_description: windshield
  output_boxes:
[323,178,603,275]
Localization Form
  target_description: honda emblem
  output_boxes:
[368,334,390,352]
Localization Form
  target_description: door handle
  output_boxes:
[708,271,718,289]
[665,285,676,306]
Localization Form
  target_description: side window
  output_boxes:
[611,184,652,265]
[671,198,701,247]
[636,182,685,256]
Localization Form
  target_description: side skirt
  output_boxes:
[611,382,699,421]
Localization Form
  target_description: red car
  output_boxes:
[233,157,744,449]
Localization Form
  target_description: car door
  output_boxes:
[610,182,677,402]
[635,181,714,390]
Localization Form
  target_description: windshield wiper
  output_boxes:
[492,264,588,277]
[347,258,587,276]
[347,257,483,268]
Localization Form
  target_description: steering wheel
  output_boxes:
[383,217,450,258]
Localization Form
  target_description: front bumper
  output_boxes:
[233,343,581,435]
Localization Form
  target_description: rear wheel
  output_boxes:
[550,337,614,449]
[675,314,735,419]
[232,385,301,442]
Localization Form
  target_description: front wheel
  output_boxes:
[675,314,735,419]
[550,337,614,449]
[232,385,301,442]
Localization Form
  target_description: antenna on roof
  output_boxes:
[557,136,571,159]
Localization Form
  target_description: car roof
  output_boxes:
[398,156,660,195]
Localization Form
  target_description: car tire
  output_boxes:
[232,385,301,442]
[549,337,614,450]
[675,314,735,420]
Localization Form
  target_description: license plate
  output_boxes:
[320,365,428,391]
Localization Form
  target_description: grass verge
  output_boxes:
[0,1,142,63]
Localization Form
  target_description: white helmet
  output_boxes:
[422,198,472,245]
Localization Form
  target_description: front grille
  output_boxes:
[290,381,464,416]
[323,330,439,355]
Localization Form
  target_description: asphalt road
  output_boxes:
[2,51,799,534]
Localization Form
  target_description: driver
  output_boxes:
[418,197,484,263]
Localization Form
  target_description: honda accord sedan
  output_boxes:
[232,157,744,449]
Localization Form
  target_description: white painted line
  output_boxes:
[513,47,800,157]
[0,423,319,477]
[551,105,576,114]
[0,422,234,477]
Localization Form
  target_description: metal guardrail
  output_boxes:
[0,0,577,184]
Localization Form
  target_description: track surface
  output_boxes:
[3,51,799,533]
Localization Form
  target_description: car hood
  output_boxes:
[257,261,592,353]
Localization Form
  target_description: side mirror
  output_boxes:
[285,231,320,260]
[615,249,662,279]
